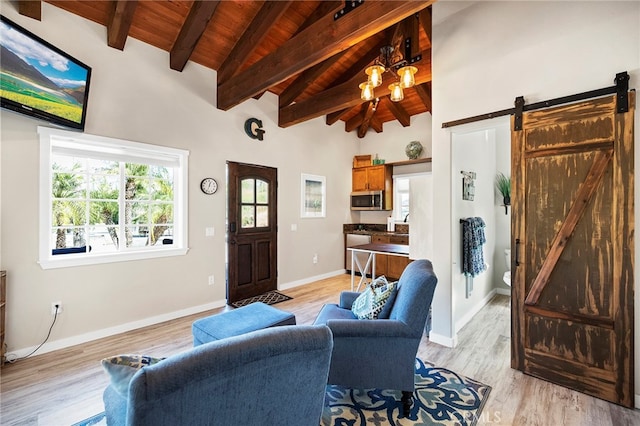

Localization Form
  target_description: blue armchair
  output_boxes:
[313,259,438,415]
[103,325,333,426]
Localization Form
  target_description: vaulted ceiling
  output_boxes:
[15,0,434,138]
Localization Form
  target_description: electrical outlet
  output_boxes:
[208,275,215,286]
[51,301,63,315]
[313,254,318,264]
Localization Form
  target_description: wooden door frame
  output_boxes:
[226,161,278,304]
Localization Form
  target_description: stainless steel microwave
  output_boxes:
[350,190,385,210]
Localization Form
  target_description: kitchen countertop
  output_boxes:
[346,230,409,237]
[343,223,409,237]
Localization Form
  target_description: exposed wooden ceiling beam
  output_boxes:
[18,0,41,20]
[279,50,345,108]
[382,96,411,127]
[170,0,221,72]
[370,115,383,133]
[345,104,368,132]
[357,101,377,138]
[280,53,432,127]
[405,12,421,58]
[419,7,432,48]
[217,1,292,85]
[414,82,432,112]
[107,0,138,51]
[217,1,433,111]
[279,31,381,109]
[294,1,343,36]
[330,40,387,86]
[326,108,352,126]
[278,1,348,107]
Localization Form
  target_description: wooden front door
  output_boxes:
[511,93,635,407]
[226,161,278,304]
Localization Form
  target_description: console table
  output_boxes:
[347,243,409,291]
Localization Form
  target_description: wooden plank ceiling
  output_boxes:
[17,0,434,138]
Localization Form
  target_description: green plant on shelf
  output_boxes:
[495,172,511,214]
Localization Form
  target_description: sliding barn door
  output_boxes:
[511,93,635,407]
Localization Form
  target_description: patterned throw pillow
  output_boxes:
[377,282,399,319]
[351,276,397,320]
[101,354,165,396]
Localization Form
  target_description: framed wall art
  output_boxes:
[301,174,326,218]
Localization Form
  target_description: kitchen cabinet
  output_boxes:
[352,165,393,192]
[370,235,390,277]
[388,234,411,279]
[370,234,410,280]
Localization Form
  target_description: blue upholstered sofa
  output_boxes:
[103,325,333,426]
[314,259,438,415]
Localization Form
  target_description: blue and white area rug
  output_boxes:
[322,359,491,426]
[73,359,490,426]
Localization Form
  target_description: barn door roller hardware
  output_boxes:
[615,71,630,113]
[443,71,631,130]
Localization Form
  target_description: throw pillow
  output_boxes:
[351,276,397,320]
[377,282,398,319]
[101,354,165,396]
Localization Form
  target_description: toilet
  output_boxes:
[503,249,511,286]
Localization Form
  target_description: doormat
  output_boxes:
[230,290,293,308]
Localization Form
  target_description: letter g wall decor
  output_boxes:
[244,117,265,141]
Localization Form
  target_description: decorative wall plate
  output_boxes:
[405,141,423,159]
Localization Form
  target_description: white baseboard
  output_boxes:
[428,332,457,348]
[495,287,511,296]
[7,271,346,360]
[6,298,227,360]
[455,289,498,333]
[278,269,345,291]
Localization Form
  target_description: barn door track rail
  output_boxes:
[442,71,631,130]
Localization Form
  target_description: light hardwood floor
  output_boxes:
[1,274,638,425]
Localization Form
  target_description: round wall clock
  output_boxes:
[200,178,218,194]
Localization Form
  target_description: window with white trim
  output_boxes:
[38,127,189,269]
[393,176,410,222]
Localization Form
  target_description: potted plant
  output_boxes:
[495,172,511,214]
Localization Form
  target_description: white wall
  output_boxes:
[493,124,512,293]
[357,112,433,225]
[0,2,365,355]
[451,127,497,331]
[431,0,640,403]
[409,173,433,261]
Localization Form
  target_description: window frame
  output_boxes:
[392,171,430,222]
[38,126,189,269]
[392,175,411,222]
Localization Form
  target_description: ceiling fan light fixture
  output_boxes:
[365,65,385,88]
[398,65,417,88]
[389,82,404,102]
[360,82,375,101]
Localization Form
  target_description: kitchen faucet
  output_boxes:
[404,213,410,223]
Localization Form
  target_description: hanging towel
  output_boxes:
[462,217,487,277]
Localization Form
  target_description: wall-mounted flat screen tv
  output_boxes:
[0,15,91,131]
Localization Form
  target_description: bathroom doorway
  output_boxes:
[450,118,511,333]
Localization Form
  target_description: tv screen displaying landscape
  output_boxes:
[0,15,91,130]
